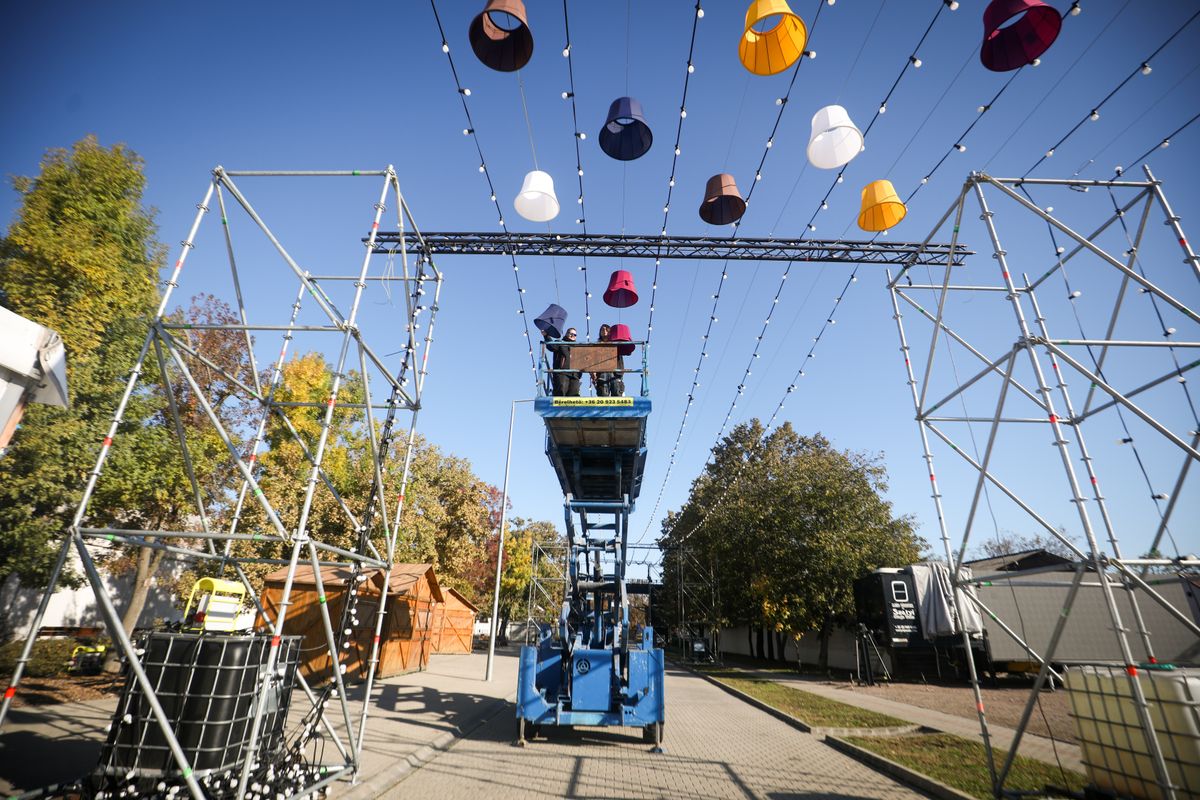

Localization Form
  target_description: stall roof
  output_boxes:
[263,563,443,602]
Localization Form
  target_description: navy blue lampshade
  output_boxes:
[534,304,568,339]
[598,97,653,161]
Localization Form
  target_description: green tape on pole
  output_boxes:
[319,595,326,604]
[106,535,115,541]
[254,488,263,496]
[183,767,193,778]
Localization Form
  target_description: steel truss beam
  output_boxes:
[890,169,1199,800]
[370,231,973,266]
[0,168,442,800]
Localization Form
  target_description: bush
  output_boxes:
[0,637,78,678]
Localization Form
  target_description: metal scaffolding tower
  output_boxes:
[0,167,442,799]
[890,168,1200,799]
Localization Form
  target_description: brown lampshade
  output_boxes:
[698,174,746,226]
[469,0,534,72]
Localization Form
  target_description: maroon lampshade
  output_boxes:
[980,0,1062,72]
[698,173,746,226]
[603,270,638,308]
[469,0,534,73]
[610,323,635,356]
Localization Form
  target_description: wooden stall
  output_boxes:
[259,563,442,685]
[431,587,480,655]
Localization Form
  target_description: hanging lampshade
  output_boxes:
[858,180,907,232]
[699,174,747,226]
[980,0,1062,72]
[469,0,534,72]
[807,105,864,170]
[534,304,568,339]
[610,323,635,356]
[739,0,808,76]
[598,97,653,161]
[514,170,560,222]
[603,270,639,308]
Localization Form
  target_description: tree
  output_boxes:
[660,421,924,670]
[970,528,1079,561]
[0,137,163,591]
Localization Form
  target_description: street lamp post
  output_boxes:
[486,398,533,682]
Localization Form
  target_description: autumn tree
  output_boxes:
[660,421,923,670]
[0,137,164,591]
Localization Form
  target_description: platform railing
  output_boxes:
[536,339,649,398]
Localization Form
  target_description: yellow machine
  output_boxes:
[182,577,247,632]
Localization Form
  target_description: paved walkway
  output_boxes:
[756,671,1083,773]
[2,651,939,799]
[387,664,929,799]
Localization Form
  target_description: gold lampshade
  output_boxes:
[739,0,807,76]
[858,180,907,232]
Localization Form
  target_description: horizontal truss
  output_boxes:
[370,231,973,266]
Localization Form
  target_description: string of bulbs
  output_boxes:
[560,0,592,340]
[430,0,540,388]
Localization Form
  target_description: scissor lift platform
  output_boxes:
[535,396,650,504]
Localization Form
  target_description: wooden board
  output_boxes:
[569,344,620,373]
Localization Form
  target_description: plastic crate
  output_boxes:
[1065,664,1200,800]
[94,632,300,794]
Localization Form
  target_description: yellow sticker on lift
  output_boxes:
[551,397,634,407]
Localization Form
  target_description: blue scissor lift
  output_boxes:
[516,341,665,750]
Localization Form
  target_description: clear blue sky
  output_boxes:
[2,1,1197,577]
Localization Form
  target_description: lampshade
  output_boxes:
[610,323,635,356]
[514,170,560,222]
[469,0,534,72]
[603,270,639,308]
[739,0,808,76]
[534,304,567,339]
[858,180,907,232]
[980,0,1062,72]
[699,174,747,226]
[599,97,653,161]
[807,105,864,170]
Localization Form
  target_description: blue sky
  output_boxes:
[2,1,1198,577]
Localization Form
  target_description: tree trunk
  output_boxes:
[104,544,166,673]
[817,614,832,674]
[775,631,787,663]
[497,607,511,646]
[754,627,764,659]
[766,629,775,661]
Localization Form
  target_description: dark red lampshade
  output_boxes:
[603,270,639,308]
[980,0,1062,72]
[610,323,635,356]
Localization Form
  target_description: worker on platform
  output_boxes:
[546,327,581,396]
[592,324,625,397]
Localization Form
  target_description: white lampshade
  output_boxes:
[514,170,560,222]
[807,105,864,170]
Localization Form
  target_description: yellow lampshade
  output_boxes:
[858,180,906,232]
[739,0,808,76]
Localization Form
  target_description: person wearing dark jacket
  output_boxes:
[591,324,625,397]
[546,327,580,396]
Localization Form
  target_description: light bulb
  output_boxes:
[688,63,695,73]
[463,128,472,136]
[680,108,687,118]
[821,201,828,209]
[879,103,887,114]
[955,143,966,152]
[910,56,922,68]
[674,146,681,155]
[1046,149,1055,158]
[1032,58,1041,66]
[562,46,570,57]
[805,50,816,59]
[562,91,571,100]
[978,105,987,113]
[1089,110,1100,121]
[775,98,784,106]
[696,7,704,18]
[1140,63,1152,75]
[946,0,960,8]
[1160,139,1170,149]
[1070,2,1081,15]
[441,42,449,53]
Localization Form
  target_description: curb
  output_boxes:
[683,664,972,800]
[334,693,516,799]
[825,734,977,800]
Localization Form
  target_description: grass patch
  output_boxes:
[844,733,1086,800]
[714,676,908,728]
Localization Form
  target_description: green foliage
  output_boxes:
[843,733,1086,799]
[0,638,77,678]
[0,136,164,587]
[660,421,924,654]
